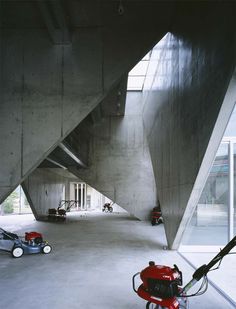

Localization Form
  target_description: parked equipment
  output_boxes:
[133,235,236,308]
[151,206,163,226]
[58,200,81,212]
[48,207,66,222]
[102,202,113,213]
[0,228,52,258]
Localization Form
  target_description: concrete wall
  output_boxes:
[142,2,236,248]
[69,92,157,220]
[22,168,68,219]
[4,2,236,249]
[0,29,103,203]
[0,1,172,204]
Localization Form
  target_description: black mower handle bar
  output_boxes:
[132,272,140,293]
[192,235,236,281]
[181,235,236,295]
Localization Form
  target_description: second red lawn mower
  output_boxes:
[133,235,236,309]
[151,206,163,226]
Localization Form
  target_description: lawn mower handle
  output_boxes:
[132,272,140,293]
[181,235,236,294]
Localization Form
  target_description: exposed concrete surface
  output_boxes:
[2,0,236,257]
[61,74,129,168]
[69,92,157,220]
[0,213,234,309]
[0,0,170,204]
[142,2,236,248]
[22,168,67,218]
[0,28,103,202]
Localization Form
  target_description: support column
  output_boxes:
[76,183,79,210]
[228,140,234,241]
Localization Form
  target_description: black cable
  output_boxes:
[194,276,208,296]
[182,276,209,298]
[209,251,236,272]
[208,256,223,272]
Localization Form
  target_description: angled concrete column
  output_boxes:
[69,92,157,220]
[22,168,77,219]
[142,3,236,248]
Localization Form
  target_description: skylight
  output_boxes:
[127,33,170,91]
[127,51,151,91]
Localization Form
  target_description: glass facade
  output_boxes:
[181,105,236,249]
[181,143,229,246]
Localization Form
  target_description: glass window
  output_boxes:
[127,76,145,90]
[127,33,171,91]
[0,186,32,215]
[181,143,229,246]
[129,61,149,76]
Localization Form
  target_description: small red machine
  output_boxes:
[151,206,163,226]
[133,262,186,309]
[133,235,236,308]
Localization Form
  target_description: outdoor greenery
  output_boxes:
[2,191,19,214]
[0,187,31,215]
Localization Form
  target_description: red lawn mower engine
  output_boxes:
[133,261,187,309]
[25,232,43,246]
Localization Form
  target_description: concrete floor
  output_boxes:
[0,212,235,309]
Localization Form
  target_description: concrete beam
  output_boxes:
[59,143,87,168]
[46,157,67,170]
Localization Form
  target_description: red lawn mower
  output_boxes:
[133,235,236,308]
[151,206,163,226]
